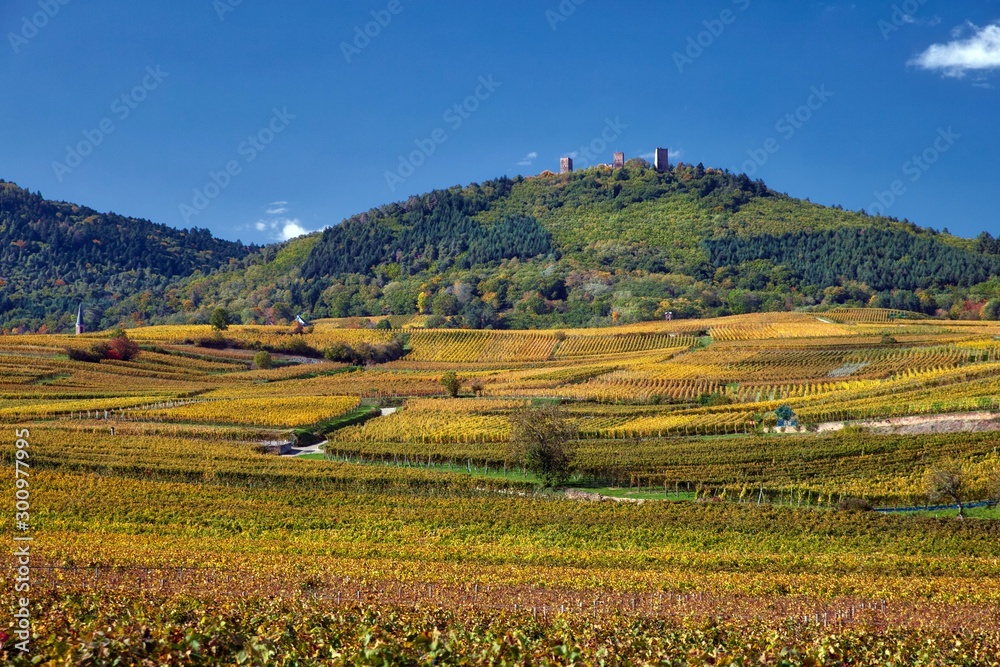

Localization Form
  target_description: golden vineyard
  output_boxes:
[3,309,1000,664]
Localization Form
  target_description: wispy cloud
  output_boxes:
[516,151,538,167]
[911,22,1000,78]
[266,200,289,215]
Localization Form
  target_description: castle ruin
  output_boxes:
[556,147,670,174]
[654,147,669,172]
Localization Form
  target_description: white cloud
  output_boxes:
[911,22,1000,78]
[253,217,313,240]
[252,201,314,241]
[279,219,309,241]
[516,151,538,166]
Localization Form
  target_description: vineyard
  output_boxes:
[3,311,1000,664]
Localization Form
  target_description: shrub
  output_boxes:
[982,299,1000,321]
[67,346,105,363]
[441,371,461,398]
[425,314,447,329]
[66,331,138,363]
[698,392,733,407]
[195,334,244,349]
[106,332,140,361]
[375,318,392,330]
[324,342,349,362]
[837,497,874,512]
[277,338,322,358]
[323,335,407,365]
[254,351,274,369]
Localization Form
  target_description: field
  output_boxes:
[3,310,1000,665]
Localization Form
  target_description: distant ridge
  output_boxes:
[3,159,999,333]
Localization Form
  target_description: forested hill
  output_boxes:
[3,159,1000,333]
[0,180,252,331]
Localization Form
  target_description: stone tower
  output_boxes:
[75,304,85,335]
[654,147,669,172]
[613,152,625,169]
[560,157,574,174]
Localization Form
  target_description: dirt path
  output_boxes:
[563,489,646,504]
[817,410,1000,435]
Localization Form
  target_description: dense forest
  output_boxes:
[301,179,552,278]
[1,160,998,334]
[0,180,252,331]
[706,228,1000,292]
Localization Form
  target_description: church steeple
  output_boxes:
[75,304,85,335]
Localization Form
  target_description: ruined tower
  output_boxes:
[75,304,85,335]
[560,157,574,174]
[613,152,625,169]
[654,148,669,172]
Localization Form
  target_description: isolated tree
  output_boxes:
[924,462,967,519]
[775,404,795,424]
[470,380,484,397]
[253,351,274,370]
[210,307,230,331]
[508,404,577,487]
[441,371,462,398]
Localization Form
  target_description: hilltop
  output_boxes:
[2,160,1000,333]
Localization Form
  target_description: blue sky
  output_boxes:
[2,0,999,244]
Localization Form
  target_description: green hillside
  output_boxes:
[3,160,1000,333]
[0,180,252,332]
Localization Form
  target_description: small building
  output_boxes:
[654,147,669,172]
[613,152,625,169]
[75,304,85,335]
[560,157,574,174]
